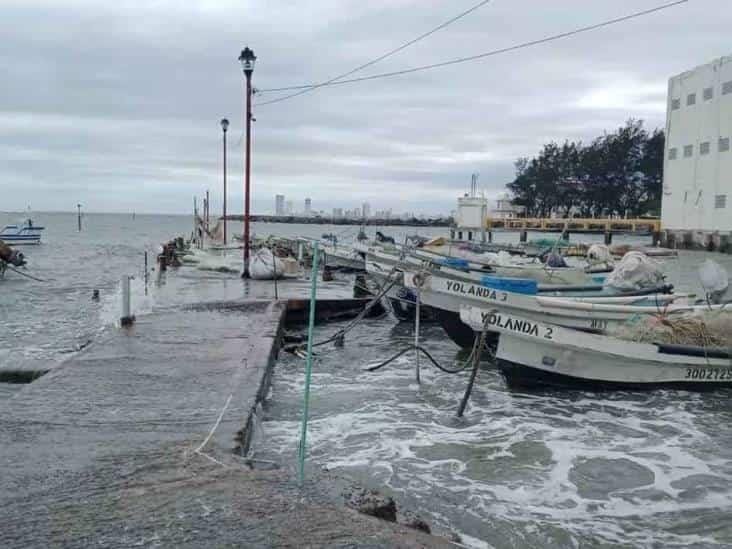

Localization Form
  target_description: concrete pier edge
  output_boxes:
[660,229,732,253]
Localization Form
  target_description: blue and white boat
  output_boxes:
[0,218,44,245]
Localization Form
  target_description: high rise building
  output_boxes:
[362,202,371,219]
[285,200,294,215]
[304,198,312,216]
[275,194,285,216]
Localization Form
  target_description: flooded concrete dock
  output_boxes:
[0,297,449,548]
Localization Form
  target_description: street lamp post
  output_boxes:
[238,46,256,277]
[220,118,229,246]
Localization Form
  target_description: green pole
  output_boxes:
[298,242,319,485]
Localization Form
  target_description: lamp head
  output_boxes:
[238,47,256,76]
[220,118,229,132]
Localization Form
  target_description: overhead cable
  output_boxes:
[255,0,494,102]
[257,0,687,107]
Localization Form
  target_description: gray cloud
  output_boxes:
[1,0,730,214]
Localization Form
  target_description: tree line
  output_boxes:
[507,119,664,218]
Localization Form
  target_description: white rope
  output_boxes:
[194,393,234,454]
[184,356,250,468]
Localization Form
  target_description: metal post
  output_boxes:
[223,125,228,246]
[77,204,82,232]
[414,287,421,384]
[298,243,319,485]
[144,251,149,296]
[243,73,253,277]
[120,275,134,326]
[205,190,210,232]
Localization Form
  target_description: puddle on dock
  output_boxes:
[259,316,732,548]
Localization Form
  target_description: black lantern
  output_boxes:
[238,47,256,76]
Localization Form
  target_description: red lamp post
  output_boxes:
[238,46,256,277]
[220,118,229,246]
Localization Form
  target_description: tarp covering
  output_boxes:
[603,252,665,292]
[481,275,538,295]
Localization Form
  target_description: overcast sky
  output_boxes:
[1,0,729,215]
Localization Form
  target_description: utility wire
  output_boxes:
[258,0,493,98]
[257,0,687,107]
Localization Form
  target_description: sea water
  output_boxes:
[255,244,732,548]
[2,211,732,548]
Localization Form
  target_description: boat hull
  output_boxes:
[0,235,41,245]
[435,308,498,348]
[462,309,732,390]
[497,358,732,390]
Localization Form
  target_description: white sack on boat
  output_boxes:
[604,251,664,291]
[587,244,612,263]
[249,247,286,280]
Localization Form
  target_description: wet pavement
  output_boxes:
[0,297,451,548]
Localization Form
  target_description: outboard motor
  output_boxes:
[375,231,395,244]
[0,240,25,266]
[545,252,568,268]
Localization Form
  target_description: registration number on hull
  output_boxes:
[685,368,732,381]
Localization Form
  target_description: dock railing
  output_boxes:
[487,217,660,234]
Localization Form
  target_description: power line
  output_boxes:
[254,0,494,105]
[257,0,687,107]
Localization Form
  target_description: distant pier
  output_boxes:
[488,217,660,235]
[226,214,452,227]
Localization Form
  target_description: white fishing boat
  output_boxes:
[365,240,610,287]
[0,217,44,245]
[401,262,688,347]
[459,307,732,389]
[320,242,365,271]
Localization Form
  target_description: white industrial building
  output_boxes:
[661,54,732,234]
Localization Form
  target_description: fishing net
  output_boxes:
[613,309,732,348]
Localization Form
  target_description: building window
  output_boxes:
[684,191,688,203]
[723,81,732,95]
[671,98,681,110]
[683,145,693,158]
[700,141,711,155]
[458,231,463,240]
[703,87,714,101]
[687,93,696,106]
[468,231,473,241]
[715,195,727,209]
[668,148,677,160]
[720,137,730,152]
[450,229,455,239]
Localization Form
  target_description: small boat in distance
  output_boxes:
[1,217,44,245]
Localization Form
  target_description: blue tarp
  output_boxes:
[437,257,470,270]
[480,275,538,295]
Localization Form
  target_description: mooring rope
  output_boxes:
[365,345,471,374]
[299,270,400,351]
[456,314,494,417]
[4,264,48,282]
